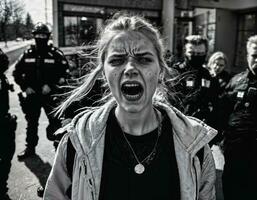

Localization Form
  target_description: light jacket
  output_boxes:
[43,100,217,200]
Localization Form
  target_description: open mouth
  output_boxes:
[121,82,143,101]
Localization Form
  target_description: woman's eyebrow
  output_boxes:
[134,52,154,57]
[109,53,127,57]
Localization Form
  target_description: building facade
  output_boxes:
[175,0,257,73]
[53,0,257,73]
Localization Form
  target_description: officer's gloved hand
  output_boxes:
[42,84,51,95]
[26,87,35,95]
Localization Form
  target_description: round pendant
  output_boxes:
[134,163,145,174]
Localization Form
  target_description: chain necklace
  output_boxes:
[120,109,162,174]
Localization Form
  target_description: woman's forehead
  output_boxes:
[107,31,156,55]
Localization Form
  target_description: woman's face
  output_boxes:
[103,31,160,113]
[210,58,225,77]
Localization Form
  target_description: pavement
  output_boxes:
[4,43,225,200]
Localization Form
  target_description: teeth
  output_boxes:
[124,93,141,99]
[123,83,139,87]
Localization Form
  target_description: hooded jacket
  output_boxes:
[44,100,217,200]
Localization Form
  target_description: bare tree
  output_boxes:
[12,0,25,38]
[24,13,34,39]
[0,0,25,46]
[0,0,12,47]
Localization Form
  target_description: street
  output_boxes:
[4,44,224,200]
[4,42,55,200]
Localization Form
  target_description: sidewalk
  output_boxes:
[1,40,33,54]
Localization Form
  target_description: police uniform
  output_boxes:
[215,70,231,96]
[0,49,16,198]
[209,70,231,145]
[221,69,257,199]
[170,60,220,129]
[13,44,69,152]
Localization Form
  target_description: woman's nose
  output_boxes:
[124,61,138,78]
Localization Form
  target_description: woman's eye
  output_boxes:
[138,57,152,64]
[109,58,125,66]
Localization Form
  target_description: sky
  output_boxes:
[23,0,53,25]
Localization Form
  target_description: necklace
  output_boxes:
[120,109,162,174]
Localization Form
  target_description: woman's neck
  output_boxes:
[115,106,159,136]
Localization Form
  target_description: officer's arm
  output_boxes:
[56,49,69,80]
[0,49,9,73]
[13,54,27,91]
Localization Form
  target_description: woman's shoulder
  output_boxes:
[156,103,217,148]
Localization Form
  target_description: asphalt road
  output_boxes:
[4,45,225,200]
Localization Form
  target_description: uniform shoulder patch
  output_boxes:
[173,61,185,70]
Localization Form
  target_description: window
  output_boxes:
[235,13,257,67]
[64,16,78,46]
[64,16,100,46]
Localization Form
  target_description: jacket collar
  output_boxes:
[70,100,217,156]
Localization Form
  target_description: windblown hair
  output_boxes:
[56,14,176,117]
[247,35,257,53]
[207,51,228,70]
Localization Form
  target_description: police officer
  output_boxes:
[170,35,220,129]
[0,48,16,200]
[220,35,257,200]
[13,22,69,160]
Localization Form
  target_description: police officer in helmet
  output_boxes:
[13,22,69,160]
[0,48,16,200]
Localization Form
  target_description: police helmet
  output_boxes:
[32,22,50,36]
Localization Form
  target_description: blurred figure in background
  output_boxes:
[0,48,17,200]
[220,35,257,200]
[164,49,174,68]
[13,22,69,160]
[170,35,220,132]
[206,51,232,146]
[207,51,231,95]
